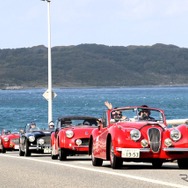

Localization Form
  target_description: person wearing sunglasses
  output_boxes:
[138,105,155,121]
[105,101,127,122]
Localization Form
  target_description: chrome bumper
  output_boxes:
[163,148,188,152]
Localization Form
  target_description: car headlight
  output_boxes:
[75,139,82,146]
[28,135,35,142]
[66,130,74,138]
[130,129,141,141]
[37,138,44,145]
[4,137,9,142]
[170,129,181,141]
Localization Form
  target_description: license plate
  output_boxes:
[44,147,51,153]
[121,149,140,158]
[14,145,19,150]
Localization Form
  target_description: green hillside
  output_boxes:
[0,43,188,88]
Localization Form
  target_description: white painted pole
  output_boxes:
[42,0,53,124]
[47,0,53,124]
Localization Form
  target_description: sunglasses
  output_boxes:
[112,111,122,116]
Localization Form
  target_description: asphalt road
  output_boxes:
[0,152,188,188]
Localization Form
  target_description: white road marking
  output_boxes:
[0,155,186,188]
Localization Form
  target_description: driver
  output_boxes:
[139,105,155,121]
[29,122,37,130]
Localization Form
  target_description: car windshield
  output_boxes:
[60,118,98,128]
[110,107,164,123]
[2,129,19,135]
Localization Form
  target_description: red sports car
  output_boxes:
[0,129,20,153]
[89,106,188,169]
[51,116,98,160]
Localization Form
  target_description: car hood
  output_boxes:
[1,133,20,139]
[26,130,51,137]
[114,121,166,130]
[60,126,97,132]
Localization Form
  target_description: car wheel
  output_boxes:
[2,145,6,153]
[178,159,188,169]
[91,142,103,166]
[152,159,163,168]
[19,145,25,156]
[59,148,67,161]
[25,141,31,157]
[51,153,58,160]
[110,141,123,169]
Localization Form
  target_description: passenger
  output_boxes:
[6,130,11,135]
[105,101,127,122]
[83,121,90,125]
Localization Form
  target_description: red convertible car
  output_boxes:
[0,129,20,153]
[89,106,188,169]
[51,116,98,160]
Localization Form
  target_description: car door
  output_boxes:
[97,111,109,159]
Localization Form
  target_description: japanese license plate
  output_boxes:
[121,149,140,158]
[44,147,51,153]
[14,145,19,150]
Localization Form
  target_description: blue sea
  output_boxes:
[0,86,188,130]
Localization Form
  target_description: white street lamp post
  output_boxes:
[42,0,53,124]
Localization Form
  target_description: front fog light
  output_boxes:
[37,139,44,145]
[170,129,181,141]
[28,136,35,142]
[164,138,172,147]
[141,139,148,147]
[75,139,82,146]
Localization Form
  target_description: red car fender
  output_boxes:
[58,130,66,148]
[89,128,98,155]
[50,132,56,146]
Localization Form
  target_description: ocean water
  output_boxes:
[0,86,188,130]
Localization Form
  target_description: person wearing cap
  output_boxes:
[48,121,55,129]
[139,105,155,120]
[29,122,37,131]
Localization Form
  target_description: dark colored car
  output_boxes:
[19,123,53,156]
[0,129,20,153]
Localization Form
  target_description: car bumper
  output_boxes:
[29,145,51,153]
[163,148,188,152]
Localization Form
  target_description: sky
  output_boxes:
[1,0,188,49]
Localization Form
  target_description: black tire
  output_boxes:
[51,153,58,160]
[110,141,123,169]
[152,159,163,169]
[91,142,103,166]
[2,145,6,153]
[25,141,31,157]
[19,144,25,156]
[178,159,188,169]
[59,148,67,161]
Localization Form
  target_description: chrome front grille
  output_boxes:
[148,128,161,153]
[81,138,89,146]
[37,135,51,145]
